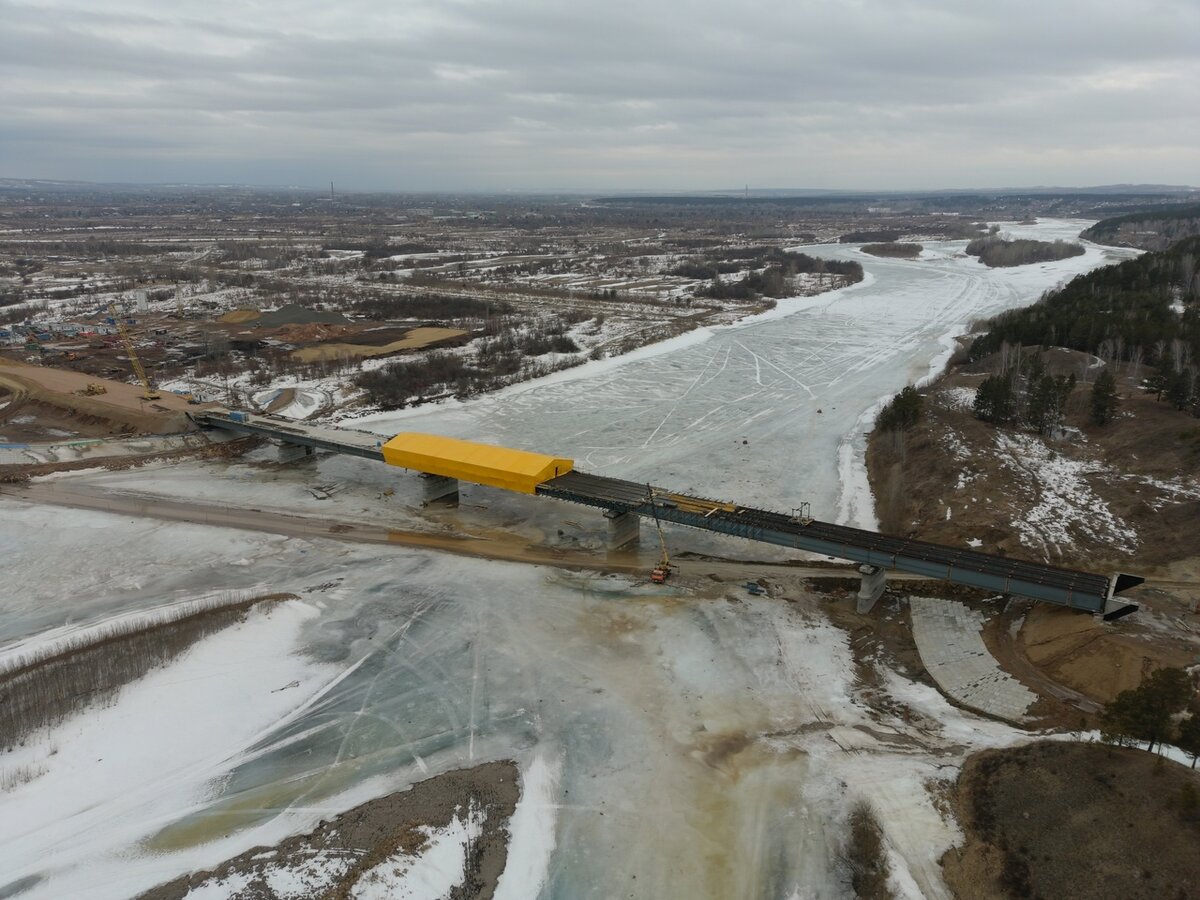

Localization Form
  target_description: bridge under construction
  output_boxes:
[195,410,1142,619]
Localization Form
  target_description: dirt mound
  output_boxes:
[943,741,1200,900]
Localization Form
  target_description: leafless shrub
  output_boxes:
[0,591,292,749]
[0,763,46,792]
[840,800,894,900]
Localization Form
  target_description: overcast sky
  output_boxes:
[2,0,1197,192]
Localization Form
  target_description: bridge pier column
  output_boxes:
[604,510,640,551]
[420,474,459,507]
[276,442,315,463]
[856,565,887,613]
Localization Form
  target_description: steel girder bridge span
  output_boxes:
[196,411,1142,619]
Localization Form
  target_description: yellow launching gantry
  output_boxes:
[108,302,159,400]
[380,433,669,585]
[380,432,572,494]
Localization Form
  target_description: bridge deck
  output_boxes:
[197,412,1139,616]
[537,471,1118,612]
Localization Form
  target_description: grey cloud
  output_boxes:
[0,0,1196,189]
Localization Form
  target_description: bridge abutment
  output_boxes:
[856,564,887,613]
[420,474,460,506]
[605,510,640,550]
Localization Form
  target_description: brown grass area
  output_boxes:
[290,326,469,362]
[867,349,1200,715]
[943,741,1200,900]
[841,800,894,899]
[868,351,1200,573]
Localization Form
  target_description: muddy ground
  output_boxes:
[943,741,1200,900]
[140,761,520,900]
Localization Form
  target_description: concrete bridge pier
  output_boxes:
[856,564,887,613]
[420,474,459,506]
[605,510,640,551]
[276,442,315,463]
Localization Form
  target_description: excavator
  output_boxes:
[107,302,159,400]
[647,484,675,584]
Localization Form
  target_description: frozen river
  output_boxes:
[359,219,1135,530]
[0,221,1136,899]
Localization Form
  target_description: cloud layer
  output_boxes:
[2,0,1197,190]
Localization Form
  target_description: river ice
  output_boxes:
[354,219,1136,533]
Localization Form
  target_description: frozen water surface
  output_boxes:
[0,221,1132,898]
[356,219,1135,531]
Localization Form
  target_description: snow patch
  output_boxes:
[352,801,485,900]
[994,432,1137,557]
[494,751,562,900]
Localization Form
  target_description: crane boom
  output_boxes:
[646,483,674,583]
[108,302,159,400]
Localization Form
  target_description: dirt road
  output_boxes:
[8,481,1194,605]
[4,481,915,585]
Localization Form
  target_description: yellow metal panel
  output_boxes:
[381,432,573,494]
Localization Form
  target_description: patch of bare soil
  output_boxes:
[0,360,215,434]
[289,326,470,363]
[943,741,1200,900]
[1006,603,1199,707]
[139,761,520,900]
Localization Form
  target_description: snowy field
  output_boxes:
[0,220,1138,898]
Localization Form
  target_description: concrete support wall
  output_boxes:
[276,442,315,463]
[605,510,640,550]
[420,473,459,507]
[856,564,887,613]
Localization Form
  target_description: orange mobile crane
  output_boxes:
[108,303,160,400]
[647,485,675,584]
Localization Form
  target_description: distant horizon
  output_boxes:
[1,175,1195,198]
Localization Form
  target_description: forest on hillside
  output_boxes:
[969,236,1200,413]
[1082,203,1200,251]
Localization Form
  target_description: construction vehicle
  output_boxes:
[647,484,675,584]
[107,302,160,400]
[79,382,108,396]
